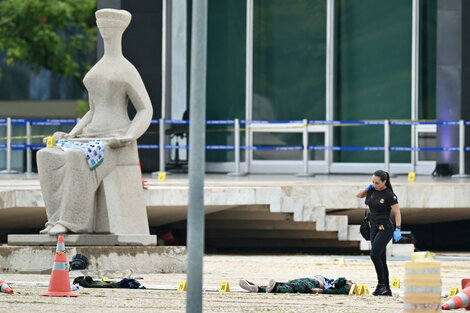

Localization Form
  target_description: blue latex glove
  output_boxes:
[394,229,402,242]
[365,184,374,191]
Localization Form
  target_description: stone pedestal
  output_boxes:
[8,234,157,246]
[0,244,186,274]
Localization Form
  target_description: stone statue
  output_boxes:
[37,9,153,236]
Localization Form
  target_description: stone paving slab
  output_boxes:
[1,254,467,312]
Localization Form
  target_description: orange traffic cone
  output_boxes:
[0,279,13,294]
[442,282,470,310]
[40,236,78,297]
[137,161,147,189]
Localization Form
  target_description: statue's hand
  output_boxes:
[108,136,133,148]
[43,131,68,144]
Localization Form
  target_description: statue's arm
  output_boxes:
[51,101,94,142]
[124,69,153,140]
[68,108,93,138]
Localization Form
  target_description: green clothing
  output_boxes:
[258,277,350,295]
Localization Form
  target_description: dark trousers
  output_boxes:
[370,219,393,286]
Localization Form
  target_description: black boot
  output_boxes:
[372,284,384,296]
[373,284,392,296]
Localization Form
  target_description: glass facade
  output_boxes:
[205,0,436,165]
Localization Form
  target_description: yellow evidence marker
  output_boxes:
[46,136,56,147]
[348,284,357,295]
[363,285,371,296]
[219,281,230,292]
[356,285,364,295]
[448,287,459,298]
[158,171,167,182]
[177,280,187,291]
[408,172,416,182]
[391,278,401,289]
[338,257,347,267]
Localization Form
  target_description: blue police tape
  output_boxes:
[164,120,236,125]
[391,147,459,151]
[242,120,303,124]
[206,120,235,125]
[206,145,235,150]
[138,145,159,149]
[1,143,469,152]
[309,146,384,151]
[390,121,460,126]
[28,119,77,126]
[243,145,303,151]
[309,120,385,125]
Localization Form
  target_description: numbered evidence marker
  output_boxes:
[158,171,167,182]
[177,280,187,291]
[363,285,371,296]
[46,136,56,147]
[408,172,416,182]
[348,284,357,295]
[448,287,459,298]
[355,285,364,295]
[338,257,347,267]
[391,278,401,289]
[219,281,230,292]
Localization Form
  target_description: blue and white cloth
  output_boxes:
[314,275,336,290]
[56,140,105,170]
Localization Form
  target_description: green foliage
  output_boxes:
[0,0,97,85]
[76,99,89,117]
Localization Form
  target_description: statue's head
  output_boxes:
[95,9,131,39]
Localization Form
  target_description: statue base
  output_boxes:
[1,242,186,274]
[8,234,157,246]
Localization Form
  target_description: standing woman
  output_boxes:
[356,170,402,296]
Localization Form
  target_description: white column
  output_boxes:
[245,0,254,174]
[410,0,419,173]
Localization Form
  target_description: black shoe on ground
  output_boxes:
[373,284,392,296]
[372,284,384,296]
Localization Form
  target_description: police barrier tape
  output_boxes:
[1,144,468,152]
[0,118,469,153]
[0,118,468,126]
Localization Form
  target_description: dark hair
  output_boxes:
[373,170,393,192]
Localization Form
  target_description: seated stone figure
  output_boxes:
[37,9,153,236]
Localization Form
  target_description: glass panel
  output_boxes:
[253,132,302,161]
[206,0,246,162]
[335,0,437,163]
[418,131,437,161]
[253,0,326,121]
[252,131,324,161]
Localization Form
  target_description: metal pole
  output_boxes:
[26,121,32,173]
[325,0,335,174]
[0,117,17,174]
[410,0,419,173]
[452,120,470,178]
[186,0,207,312]
[154,0,171,177]
[228,118,247,176]
[245,0,253,174]
[384,120,390,173]
[159,118,166,173]
[296,119,314,177]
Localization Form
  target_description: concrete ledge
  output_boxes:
[387,243,415,257]
[8,234,157,246]
[0,245,186,274]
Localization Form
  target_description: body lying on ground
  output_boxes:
[239,276,354,294]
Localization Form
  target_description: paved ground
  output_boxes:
[1,253,468,312]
